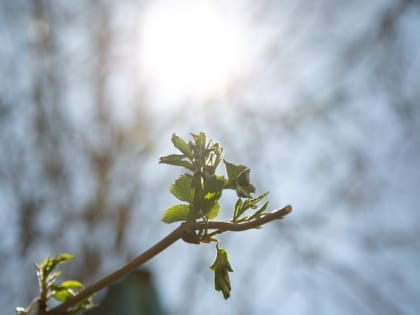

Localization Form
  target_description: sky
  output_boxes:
[1,1,420,314]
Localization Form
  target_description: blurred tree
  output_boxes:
[1,0,419,314]
[0,0,154,309]
[85,270,166,315]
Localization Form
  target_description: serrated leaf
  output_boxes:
[170,174,194,202]
[172,134,193,159]
[161,204,190,223]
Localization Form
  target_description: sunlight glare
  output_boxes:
[139,1,247,103]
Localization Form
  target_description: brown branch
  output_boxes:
[207,205,292,231]
[47,225,184,315]
[46,205,292,315]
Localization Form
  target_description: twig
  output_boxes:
[47,205,292,315]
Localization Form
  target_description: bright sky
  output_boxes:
[138,0,252,105]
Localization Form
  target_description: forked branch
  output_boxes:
[47,205,292,315]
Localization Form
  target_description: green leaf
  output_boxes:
[38,253,73,281]
[224,160,247,181]
[52,280,83,302]
[205,142,224,173]
[223,161,256,197]
[191,132,206,148]
[53,289,73,302]
[210,248,233,299]
[206,202,220,220]
[203,175,225,197]
[233,192,269,221]
[172,134,194,159]
[243,192,269,210]
[233,192,268,222]
[191,175,224,219]
[60,280,84,290]
[234,198,242,219]
[170,174,194,202]
[236,169,256,197]
[249,201,269,220]
[54,253,74,263]
[161,204,190,223]
[159,154,193,170]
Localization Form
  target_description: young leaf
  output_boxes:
[159,154,193,170]
[190,175,224,219]
[172,134,193,159]
[170,174,194,202]
[37,253,73,284]
[52,280,83,302]
[161,204,190,223]
[233,192,269,222]
[205,142,224,173]
[234,198,242,219]
[205,202,220,220]
[224,160,247,181]
[53,253,74,263]
[203,175,225,197]
[59,280,84,290]
[210,248,233,299]
[53,289,72,302]
[191,132,206,149]
[236,169,256,198]
[249,201,269,220]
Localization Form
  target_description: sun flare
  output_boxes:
[139,1,247,103]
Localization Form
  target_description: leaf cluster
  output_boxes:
[160,133,225,223]
[160,132,269,225]
[160,132,270,299]
[16,131,290,311]
[16,254,94,315]
[233,192,269,223]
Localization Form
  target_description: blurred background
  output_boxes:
[1,0,419,314]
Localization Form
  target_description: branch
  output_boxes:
[46,205,292,315]
[207,205,292,232]
[47,225,184,315]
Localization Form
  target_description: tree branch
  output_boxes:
[46,205,292,315]
[206,205,292,232]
